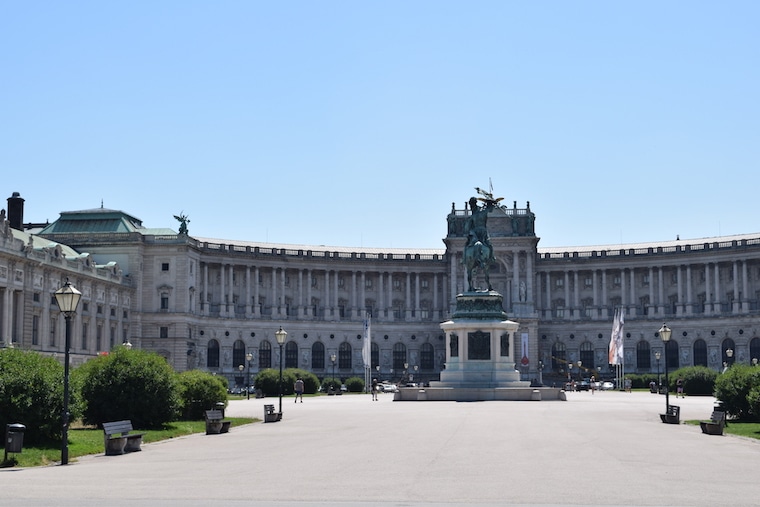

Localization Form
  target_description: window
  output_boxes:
[312,342,325,370]
[584,277,592,288]
[233,340,246,368]
[421,343,434,369]
[665,340,679,369]
[365,278,373,289]
[642,274,649,286]
[421,279,429,289]
[259,341,272,369]
[96,325,102,351]
[339,342,352,369]
[285,341,298,368]
[555,278,564,288]
[33,292,40,302]
[580,341,594,370]
[110,308,116,317]
[50,317,57,347]
[207,340,220,368]
[160,327,169,338]
[32,315,39,345]
[613,276,621,286]
[693,339,708,367]
[636,341,651,370]
[161,263,170,271]
[81,322,88,350]
[371,342,379,369]
[551,342,566,372]
[393,342,407,371]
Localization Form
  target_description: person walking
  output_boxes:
[676,377,684,398]
[371,378,379,401]
[294,377,304,403]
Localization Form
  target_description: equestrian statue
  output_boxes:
[463,186,501,292]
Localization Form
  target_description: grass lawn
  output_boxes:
[684,420,760,440]
[2,417,256,468]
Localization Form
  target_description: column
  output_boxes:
[545,272,552,318]
[352,271,358,317]
[245,266,252,317]
[219,264,226,317]
[254,267,261,317]
[405,272,411,320]
[713,263,721,313]
[563,271,570,320]
[203,263,209,315]
[324,270,330,319]
[513,252,520,308]
[333,270,339,320]
[601,269,608,318]
[592,269,598,317]
[629,268,636,315]
[433,272,439,320]
[658,267,665,316]
[360,271,366,319]
[378,272,385,317]
[573,270,579,318]
[704,263,711,315]
[298,269,304,317]
[648,267,655,316]
[228,265,235,316]
[686,265,693,315]
[742,260,749,312]
[526,250,534,306]
[414,272,421,319]
[306,269,312,318]
[733,261,740,313]
[620,269,627,312]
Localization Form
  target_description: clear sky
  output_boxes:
[2,2,758,250]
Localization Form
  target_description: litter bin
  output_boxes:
[5,423,26,454]
[215,402,225,418]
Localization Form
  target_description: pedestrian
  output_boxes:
[371,378,379,401]
[294,377,304,403]
[590,375,596,395]
[676,377,684,398]
[624,378,632,393]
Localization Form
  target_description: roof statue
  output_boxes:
[174,212,190,235]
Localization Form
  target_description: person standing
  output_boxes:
[371,378,379,401]
[294,377,304,403]
[676,377,684,398]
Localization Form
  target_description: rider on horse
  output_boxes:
[463,196,496,291]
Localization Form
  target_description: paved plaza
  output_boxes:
[2,390,758,507]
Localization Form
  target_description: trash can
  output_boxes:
[5,423,26,453]
[215,402,225,418]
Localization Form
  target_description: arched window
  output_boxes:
[636,341,651,370]
[371,342,379,369]
[420,343,434,370]
[232,340,246,368]
[666,340,679,369]
[393,342,407,371]
[207,339,220,368]
[693,339,708,367]
[580,341,595,371]
[339,342,352,369]
[721,338,736,365]
[551,342,566,372]
[285,341,298,368]
[750,337,760,364]
[259,340,272,369]
[312,342,325,370]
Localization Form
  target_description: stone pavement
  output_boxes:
[2,390,758,507]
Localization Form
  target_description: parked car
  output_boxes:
[576,380,590,391]
[379,383,398,393]
[601,381,615,390]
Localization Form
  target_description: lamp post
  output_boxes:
[567,363,572,382]
[54,279,82,465]
[330,353,337,390]
[413,365,418,385]
[655,351,661,390]
[275,327,287,418]
[726,348,734,367]
[246,352,253,400]
[659,323,672,422]
[404,362,409,385]
[753,358,758,367]
[577,360,582,381]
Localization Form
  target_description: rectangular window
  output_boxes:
[82,302,89,313]
[160,326,169,338]
[82,322,88,350]
[110,308,116,317]
[584,277,592,288]
[33,292,40,302]
[421,279,429,289]
[161,263,170,271]
[555,278,564,288]
[161,295,169,310]
[365,278,373,289]
[642,274,650,286]
[32,315,39,345]
[50,317,56,347]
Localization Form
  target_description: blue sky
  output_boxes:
[2,2,758,249]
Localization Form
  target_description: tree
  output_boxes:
[0,348,76,445]
[75,347,181,428]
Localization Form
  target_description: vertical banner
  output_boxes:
[520,332,529,366]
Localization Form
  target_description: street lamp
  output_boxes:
[577,360,582,381]
[537,360,544,385]
[567,363,572,382]
[753,358,758,367]
[330,353,337,391]
[726,348,734,366]
[54,279,82,465]
[246,352,253,400]
[655,351,661,390]
[275,327,287,418]
[404,362,409,385]
[413,365,419,385]
[659,323,675,423]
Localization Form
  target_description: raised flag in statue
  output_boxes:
[608,308,624,365]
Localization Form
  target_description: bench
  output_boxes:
[264,404,282,423]
[700,410,726,435]
[102,420,145,455]
[204,409,231,434]
[659,404,680,424]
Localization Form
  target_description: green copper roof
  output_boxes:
[39,207,146,234]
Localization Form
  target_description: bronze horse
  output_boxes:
[463,240,493,292]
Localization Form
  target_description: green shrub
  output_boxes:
[320,377,342,392]
[670,366,718,396]
[74,347,181,428]
[254,368,320,396]
[714,364,760,421]
[177,370,228,420]
[344,376,365,392]
[0,348,78,445]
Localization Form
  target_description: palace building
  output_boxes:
[2,191,759,386]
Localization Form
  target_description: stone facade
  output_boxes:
[2,194,759,387]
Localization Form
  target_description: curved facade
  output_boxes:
[3,193,760,387]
